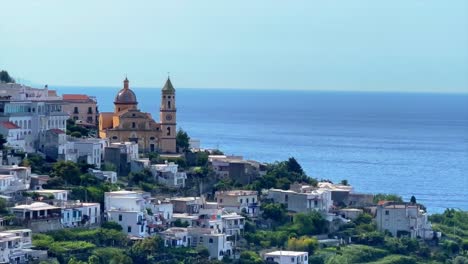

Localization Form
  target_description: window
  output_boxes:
[119,214,122,221]
[112,136,118,140]
[168,101,171,109]
[167,127,171,136]
[127,226,131,233]
[385,210,389,215]
[219,199,223,203]
[88,107,92,114]
[209,238,213,243]
[246,198,249,203]
[141,225,144,232]
[74,107,79,114]
[240,199,243,203]
[291,257,295,262]
[314,200,318,207]
[132,122,136,128]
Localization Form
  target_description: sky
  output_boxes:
[1,0,467,93]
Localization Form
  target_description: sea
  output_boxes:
[54,86,468,213]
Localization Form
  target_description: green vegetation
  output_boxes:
[373,193,403,204]
[248,157,317,191]
[176,128,190,152]
[0,70,15,83]
[20,142,466,264]
[66,119,93,138]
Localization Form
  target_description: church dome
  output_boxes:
[114,78,137,104]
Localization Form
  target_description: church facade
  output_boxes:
[98,78,177,153]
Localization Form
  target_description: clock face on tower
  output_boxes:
[165,114,173,121]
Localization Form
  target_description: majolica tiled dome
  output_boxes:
[114,78,137,104]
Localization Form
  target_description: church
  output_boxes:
[98,77,177,153]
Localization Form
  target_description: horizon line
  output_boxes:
[48,83,468,95]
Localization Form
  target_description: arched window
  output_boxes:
[209,238,213,244]
[167,127,171,136]
[132,122,136,128]
[168,101,171,109]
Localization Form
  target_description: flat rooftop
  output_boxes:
[265,251,307,257]
[216,190,258,196]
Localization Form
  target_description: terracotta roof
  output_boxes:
[63,94,90,101]
[49,128,65,134]
[0,121,20,129]
[48,90,58,96]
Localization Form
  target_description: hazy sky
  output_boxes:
[1,1,467,92]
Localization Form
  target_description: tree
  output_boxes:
[51,161,81,185]
[286,157,304,175]
[176,128,190,152]
[261,203,288,224]
[239,251,263,264]
[410,195,416,204]
[287,236,319,254]
[289,212,328,235]
[0,134,7,150]
[101,221,123,231]
[0,198,8,214]
[0,70,15,83]
[340,179,349,186]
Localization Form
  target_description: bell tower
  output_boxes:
[159,77,177,153]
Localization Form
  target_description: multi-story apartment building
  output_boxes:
[150,161,187,188]
[267,188,332,214]
[104,190,149,237]
[0,229,47,263]
[0,165,31,195]
[215,190,259,216]
[62,94,99,125]
[0,83,68,152]
[376,201,435,239]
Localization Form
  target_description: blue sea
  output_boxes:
[55,86,468,213]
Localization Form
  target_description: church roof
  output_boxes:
[115,78,137,104]
[162,78,175,94]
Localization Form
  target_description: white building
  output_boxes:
[376,202,434,239]
[0,83,68,153]
[0,121,25,151]
[264,251,309,264]
[161,227,233,260]
[61,202,101,228]
[161,227,190,247]
[0,229,46,263]
[215,190,259,216]
[11,202,62,232]
[0,175,13,193]
[111,142,139,161]
[150,161,186,188]
[28,189,68,201]
[77,202,101,226]
[64,138,103,168]
[268,188,332,214]
[221,213,245,236]
[104,191,148,237]
[88,168,117,183]
[0,165,31,194]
